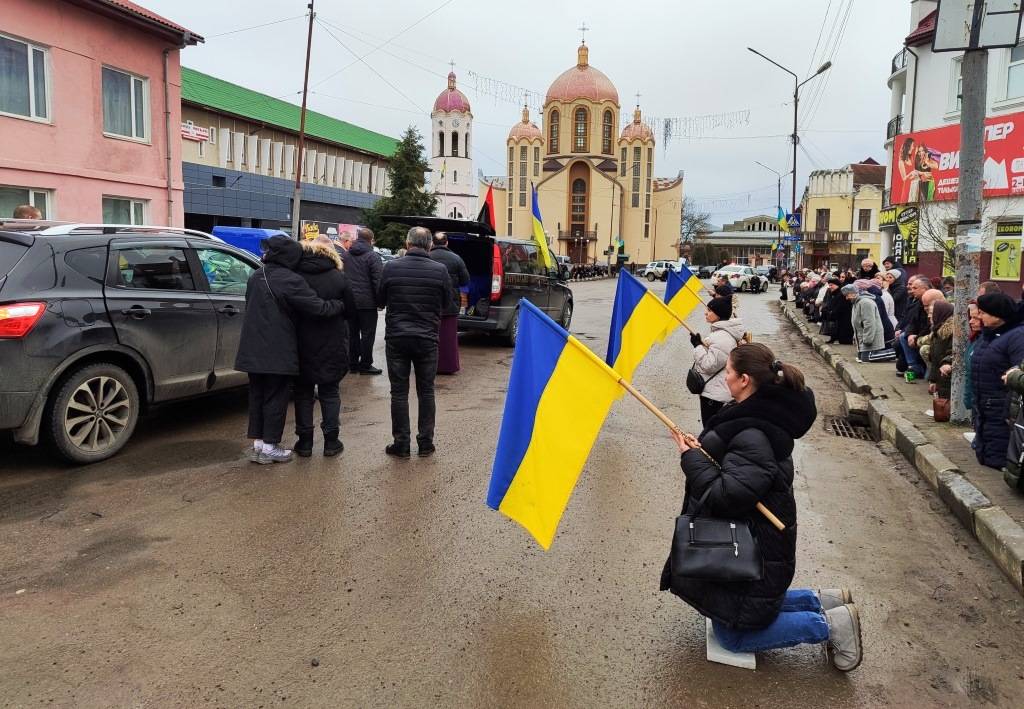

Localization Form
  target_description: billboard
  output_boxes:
[890,111,1024,204]
[879,206,920,265]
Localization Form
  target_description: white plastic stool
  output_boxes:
[705,617,756,670]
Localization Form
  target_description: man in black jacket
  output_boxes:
[235,236,345,464]
[429,231,470,375]
[340,227,384,374]
[895,275,933,379]
[377,226,452,458]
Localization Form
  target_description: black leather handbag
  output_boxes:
[670,486,763,583]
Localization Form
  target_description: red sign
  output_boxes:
[181,121,210,142]
[890,111,1024,204]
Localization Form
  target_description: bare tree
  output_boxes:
[679,197,712,260]
[916,197,1012,272]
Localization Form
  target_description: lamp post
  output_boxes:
[755,160,793,269]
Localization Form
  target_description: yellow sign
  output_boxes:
[301,221,320,241]
[942,238,955,277]
[991,237,1022,281]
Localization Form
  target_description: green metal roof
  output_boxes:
[181,67,399,158]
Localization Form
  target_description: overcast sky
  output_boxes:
[147,0,909,226]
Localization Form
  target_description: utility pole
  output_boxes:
[950,3,988,424]
[290,1,316,238]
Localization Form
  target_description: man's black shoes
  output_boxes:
[417,443,436,457]
[385,443,411,459]
[359,366,383,375]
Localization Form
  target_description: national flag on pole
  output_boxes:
[439,160,447,179]
[487,299,622,549]
[664,265,704,321]
[531,183,555,270]
[777,207,790,234]
[606,270,681,383]
[477,182,496,231]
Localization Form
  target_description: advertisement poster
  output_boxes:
[992,222,1023,281]
[882,206,920,266]
[890,111,1024,204]
[301,221,321,240]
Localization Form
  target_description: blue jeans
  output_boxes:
[712,589,829,653]
[899,332,926,377]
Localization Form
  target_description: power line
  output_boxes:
[805,0,835,78]
[801,0,855,130]
[207,15,305,38]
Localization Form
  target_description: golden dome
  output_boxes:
[508,105,543,141]
[544,44,619,105]
[620,105,654,142]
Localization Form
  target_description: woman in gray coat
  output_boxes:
[841,284,884,360]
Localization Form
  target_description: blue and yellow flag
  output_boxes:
[487,299,622,549]
[777,207,790,234]
[531,183,555,270]
[664,265,705,321]
[606,270,681,382]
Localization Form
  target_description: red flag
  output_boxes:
[477,182,496,231]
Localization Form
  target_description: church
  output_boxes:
[477,42,684,266]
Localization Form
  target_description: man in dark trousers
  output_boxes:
[377,226,451,458]
[341,226,384,374]
[429,231,470,374]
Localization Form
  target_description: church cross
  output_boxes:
[448,59,455,72]
[578,21,589,44]
[635,91,642,107]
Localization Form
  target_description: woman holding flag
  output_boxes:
[689,297,745,426]
[661,343,864,672]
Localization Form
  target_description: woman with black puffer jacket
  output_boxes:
[661,343,863,671]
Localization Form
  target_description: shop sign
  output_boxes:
[992,222,1023,281]
[181,121,209,142]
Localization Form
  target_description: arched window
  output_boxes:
[438,132,444,157]
[453,170,458,184]
[548,110,559,153]
[574,107,589,152]
[465,133,469,156]
[602,110,613,154]
[570,178,587,237]
[451,131,459,157]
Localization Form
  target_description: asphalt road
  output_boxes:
[2,279,1023,708]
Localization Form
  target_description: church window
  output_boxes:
[439,132,445,157]
[533,146,540,177]
[453,170,458,183]
[620,148,627,176]
[549,110,559,153]
[465,133,470,156]
[570,178,587,238]
[508,146,513,162]
[647,147,653,164]
[519,146,527,207]
[451,131,459,157]
[602,110,613,154]
[573,107,589,152]
[631,146,641,208]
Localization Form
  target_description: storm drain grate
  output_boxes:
[824,415,874,441]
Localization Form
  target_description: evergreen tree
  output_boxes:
[363,126,437,249]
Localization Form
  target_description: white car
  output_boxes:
[642,260,677,282]
[711,265,757,291]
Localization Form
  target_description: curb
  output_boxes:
[778,300,1024,594]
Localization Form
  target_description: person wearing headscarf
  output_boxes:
[820,278,854,345]
[971,293,1024,468]
[923,300,954,400]
[843,284,884,360]
[884,268,908,324]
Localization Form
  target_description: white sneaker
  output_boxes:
[257,445,293,464]
[248,440,264,463]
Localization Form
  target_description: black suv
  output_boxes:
[0,221,263,463]
[384,216,573,344]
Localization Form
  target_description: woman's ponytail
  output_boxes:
[730,342,806,391]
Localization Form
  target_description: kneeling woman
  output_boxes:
[660,343,863,671]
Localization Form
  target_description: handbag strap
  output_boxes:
[688,484,716,516]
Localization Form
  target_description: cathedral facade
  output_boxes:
[480,43,683,266]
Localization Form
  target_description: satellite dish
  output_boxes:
[933,0,1024,52]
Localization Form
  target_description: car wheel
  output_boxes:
[48,363,139,464]
[504,307,520,347]
[560,300,573,330]
[646,272,656,282]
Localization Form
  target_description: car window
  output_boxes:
[502,242,544,275]
[64,246,107,283]
[0,240,29,277]
[197,248,254,295]
[114,247,196,291]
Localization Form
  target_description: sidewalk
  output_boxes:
[778,300,1024,594]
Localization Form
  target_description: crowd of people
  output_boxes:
[785,256,1024,490]
[235,226,465,464]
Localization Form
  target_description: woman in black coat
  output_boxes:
[971,293,1024,468]
[820,279,854,345]
[292,238,357,457]
[661,343,863,671]
[235,236,345,463]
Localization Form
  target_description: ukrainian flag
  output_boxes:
[487,300,622,549]
[664,265,705,321]
[606,270,681,383]
[531,183,555,270]
[777,206,790,234]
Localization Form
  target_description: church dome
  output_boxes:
[545,44,619,105]
[620,105,654,142]
[508,105,543,141]
[433,72,471,113]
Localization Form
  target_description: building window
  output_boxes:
[0,33,49,121]
[548,110,559,153]
[620,147,627,177]
[439,132,445,157]
[453,170,457,184]
[507,205,513,235]
[508,146,513,162]
[198,140,205,159]
[570,178,586,236]
[103,196,146,225]
[102,67,148,140]
[602,110,613,154]
[465,133,470,156]
[950,57,963,113]
[631,146,641,208]
[573,107,589,152]
[451,131,459,157]
[519,145,527,207]
[208,127,216,145]
[815,208,830,232]
[644,223,650,239]
[858,208,871,231]
[1008,44,1024,99]
[0,185,50,218]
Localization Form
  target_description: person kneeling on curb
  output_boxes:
[661,343,863,671]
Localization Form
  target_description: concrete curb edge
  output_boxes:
[777,300,1024,593]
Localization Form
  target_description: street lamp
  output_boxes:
[747,48,831,215]
[755,160,793,267]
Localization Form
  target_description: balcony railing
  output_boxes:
[891,48,909,76]
[801,230,853,244]
[557,230,598,241]
[886,115,904,140]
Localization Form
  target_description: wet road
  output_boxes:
[2,280,1023,708]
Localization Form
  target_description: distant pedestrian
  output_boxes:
[689,296,745,425]
[779,274,790,301]
[235,236,344,464]
[291,238,357,458]
[971,293,1024,469]
[12,204,42,219]
[377,226,452,458]
[429,231,470,375]
[341,227,384,375]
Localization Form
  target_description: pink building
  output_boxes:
[0,0,201,225]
